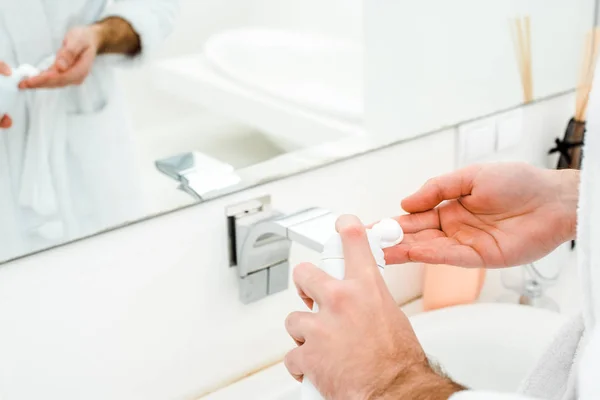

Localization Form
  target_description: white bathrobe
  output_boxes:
[0,0,178,261]
[451,73,600,399]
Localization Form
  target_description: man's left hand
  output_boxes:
[19,26,101,89]
[284,215,464,399]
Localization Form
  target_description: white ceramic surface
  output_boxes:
[152,54,363,152]
[411,303,568,392]
[202,303,568,399]
[205,28,363,122]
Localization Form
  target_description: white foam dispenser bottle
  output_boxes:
[301,218,404,400]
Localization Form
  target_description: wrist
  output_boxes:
[556,169,580,241]
[89,23,106,55]
[373,361,465,400]
[90,17,141,56]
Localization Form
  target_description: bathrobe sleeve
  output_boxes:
[101,0,180,63]
[451,392,540,400]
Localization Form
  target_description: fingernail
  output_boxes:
[335,214,363,233]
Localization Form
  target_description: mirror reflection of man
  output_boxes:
[0,1,179,259]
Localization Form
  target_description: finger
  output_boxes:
[407,238,485,267]
[284,347,305,382]
[384,230,446,264]
[285,311,316,346]
[20,68,84,89]
[58,57,89,85]
[0,115,12,129]
[395,210,441,233]
[336,215,378,279]
[55,33,87,72]
[402,165,481,214]
[0,61,11,76]
[19,70,62,89]
[293,263,334,309]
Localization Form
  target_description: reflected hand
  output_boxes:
[385,163,579,268]
[19,26,101,89]
[0,61,13,129]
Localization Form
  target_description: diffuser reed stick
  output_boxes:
[510,16,534,103]
[575,28,600,122]
[562,28,600,173]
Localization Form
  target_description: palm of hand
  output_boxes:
[386,164,576,268]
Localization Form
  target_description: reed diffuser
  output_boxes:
[510,16,534,103]
[548,28,600,250]
[549,28,600,171]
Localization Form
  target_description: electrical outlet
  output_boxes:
[496,109,524,151]
[458,118,497,165]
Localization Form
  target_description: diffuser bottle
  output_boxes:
[422,264,486,311]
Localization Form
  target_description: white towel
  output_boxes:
[18,85,71,241]
[17,57,62,218]
[517,315,586,400]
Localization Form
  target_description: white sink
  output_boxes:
[200,303,568,399]
[411,303,567,392]
[204,28,364,122]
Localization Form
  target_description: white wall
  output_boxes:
[155,0,362,59]
[246,0,363,42]
[0,92,575,400]
[366,0,595,141]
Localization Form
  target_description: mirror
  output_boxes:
[0,0,594,264]
[366,0,596,139]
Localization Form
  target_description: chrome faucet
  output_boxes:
[156,152,241,201]
[227,196,337,304]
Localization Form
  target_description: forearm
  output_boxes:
[378,363,465,400]
[91,17,141,56]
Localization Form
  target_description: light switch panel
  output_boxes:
[496,109,524,151]
[458,119,497,165]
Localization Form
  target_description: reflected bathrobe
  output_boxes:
[451,70,600,399]
[0,0,178,261]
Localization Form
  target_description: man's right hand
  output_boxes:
[0,61,13,129]
[386,163,579,268]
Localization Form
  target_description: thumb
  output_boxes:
[55,31,87,72]
[336,215,378,279]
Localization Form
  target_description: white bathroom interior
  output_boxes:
[0,0,596,399]
[120,0,365,214]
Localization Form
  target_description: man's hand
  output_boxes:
[284,215,464,399]
[19,26,101,89]
[0,61,13,129]
[19,17,140,90]
[386,163,580,268]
